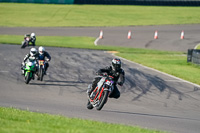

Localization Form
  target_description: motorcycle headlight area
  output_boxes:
[27,62,33,66]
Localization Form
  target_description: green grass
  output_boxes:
[118,52,200,85]
[0,107,166,133]
[196,44,200,49]
[0,35,96,49]
[1,35,200,85]
[0,3,200,133]
[0,3,200,27]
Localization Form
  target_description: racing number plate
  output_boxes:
[105,80,112,86]
[39,60,44,65]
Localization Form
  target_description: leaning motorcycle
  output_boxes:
[37,60,45,81]
[87,74,114,111]
[24,59,37,84]
[21,37,30,49]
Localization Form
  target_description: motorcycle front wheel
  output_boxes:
[96,90,109,111]
[25,72,31,84]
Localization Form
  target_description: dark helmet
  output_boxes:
[112,58,121,71]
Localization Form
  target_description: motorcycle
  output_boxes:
[37,60,45,81]
[24,59,37,84]
[87,74,115,111]
[21,37,30,49]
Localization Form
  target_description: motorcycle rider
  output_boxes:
[24,33,36,46]
[87,58,125,99]
[21,47,38,79]
[38,46,51,75]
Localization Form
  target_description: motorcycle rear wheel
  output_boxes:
[87,100,94,110]
[39,67,44,81]
[21,41,26,49]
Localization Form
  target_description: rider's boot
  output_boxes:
[44,65,48,75]
[21,70,25,75]
[21,63,25,75]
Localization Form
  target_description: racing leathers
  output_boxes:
[21,53,38,79]
[38,51,51,74]
[21,51,51,75]
[24,34,36,46]
[89,66,125,99]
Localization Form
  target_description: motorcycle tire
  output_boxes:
[96,90,109,111]
[87,100,94,110]
[25,72,31,84]
[39,68,44,81]
[21,41,26,49]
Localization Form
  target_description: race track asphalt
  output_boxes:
[0,25,200,133]
[1,24,200,52]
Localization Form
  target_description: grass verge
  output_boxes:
[1,3,199,133]
[196,44,200,49]
[0,107,166,133]
[0,35,200,85]
[0,3,200,27]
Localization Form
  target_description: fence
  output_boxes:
[187,49,200,65]
[74,0,200,6]
[0,0,74,4]
[1,0,200,6]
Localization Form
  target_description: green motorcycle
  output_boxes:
[24,60,37,84]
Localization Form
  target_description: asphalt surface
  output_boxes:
[1,24,200,52]
[0,25,200,133]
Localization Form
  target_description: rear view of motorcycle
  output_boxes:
[87,74,114,111]
[24,59,37,84]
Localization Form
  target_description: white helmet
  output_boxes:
[31,33,35,38]
[38,46,45,54]
[30,48,37,56]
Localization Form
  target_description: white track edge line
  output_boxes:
[94,37,100,46]
[194,43,200,49]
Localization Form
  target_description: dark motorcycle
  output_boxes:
[87,74,115,111]
[37,60,45,81]
[21,36,36,48]
[21,37,30,48]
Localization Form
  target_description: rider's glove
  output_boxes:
[118,82,123,86]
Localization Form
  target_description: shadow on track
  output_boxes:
[29,80,90,86]
[45,80,90,84]
[123,67,184,101]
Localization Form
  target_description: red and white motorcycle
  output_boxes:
[87,74,115,111]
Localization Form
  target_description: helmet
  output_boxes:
[31,33,35,38]
[112,58,121,71]
[38,46,45,55]
[30,48,37,57]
